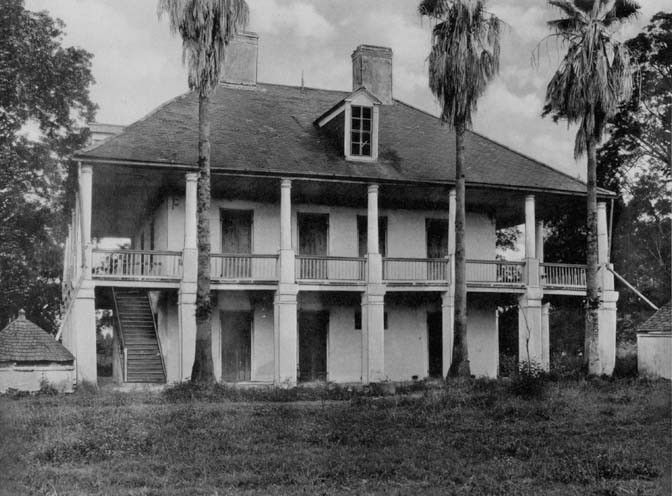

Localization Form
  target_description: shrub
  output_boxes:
[38,378,58,396]
[509,361,547,399]
[549,352,583,380]
[498,353,517,377]
[613,353,638,378]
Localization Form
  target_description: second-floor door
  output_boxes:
[221,209,253,278]
[298,213,328,279]
[426,218,449,280]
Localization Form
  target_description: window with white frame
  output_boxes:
[350,106,372,157]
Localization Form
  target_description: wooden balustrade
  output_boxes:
[541,263,586,288]
[91,250,183,280]
[383,258,450,281]
[466,260,525,285]
[296,256,365,281]
[87,249,586,291]
[211,254,278,281]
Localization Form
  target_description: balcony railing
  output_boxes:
[383,258,450,282]
[92,249,183,280]
[296,256,365,282]
[466,260,525,286]
[211,254,278,281]
[541,263,586,288]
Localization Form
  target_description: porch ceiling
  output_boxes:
[89,164,588,237]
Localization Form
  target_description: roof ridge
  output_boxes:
[256,81,350,95]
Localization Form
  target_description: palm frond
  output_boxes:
[543,0,638,157]
[421,0,502,128]
[158,0,249,95]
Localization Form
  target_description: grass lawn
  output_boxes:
[1,378,670,495]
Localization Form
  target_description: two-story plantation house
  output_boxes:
[60,35,619,386]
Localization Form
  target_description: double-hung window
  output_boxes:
[350,106,372,157]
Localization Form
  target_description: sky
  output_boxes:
[25,0,668,180]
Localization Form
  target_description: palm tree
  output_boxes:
[158,0,248,382]
[543,0,639,375]
[419,0,502,377]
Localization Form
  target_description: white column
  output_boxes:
[366,184,382,284]
[367,184,379,255]
[361,289,385,383]
[525,195,536,258]
[535,221,544,262]
[184,173,198,252]
[518,289,545,368]
[541,302,550,372]
[79,164,93,278]
[275,178,298,386]
[442,188,457,377]
[278,179,295,283]
[362,183,385,383]
[597,201,617,375]
[280,179,292,252]
[441,291,454,377]
[71,281,97,384]
[178,172,198,381]
[448,189,456,259]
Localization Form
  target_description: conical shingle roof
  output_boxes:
[0,310,74,362]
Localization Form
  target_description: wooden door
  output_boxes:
[221,311,252,382]
[426,219,449,280]
[427,311,443,378]
[221,209,253,278]
[298,311,329,382]
[298,213,328,278]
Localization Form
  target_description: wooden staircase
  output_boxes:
[112,288,166,383]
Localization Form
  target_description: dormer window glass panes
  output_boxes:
[351,106,372,157]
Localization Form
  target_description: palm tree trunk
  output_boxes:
[585,136,600,375]
[449,120,470,377]
[191,91,215,383]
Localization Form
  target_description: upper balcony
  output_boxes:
[63,165,597,299]
[89,248,587,294]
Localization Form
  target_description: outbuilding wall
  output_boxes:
[637,333,671,380]
[0,364,75,393]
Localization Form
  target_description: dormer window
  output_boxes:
[314,87,381,162]
[351,106,372,157]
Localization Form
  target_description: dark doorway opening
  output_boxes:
[221,311,252,382]
[427,311,443,377]
[426,218,449,280]
[298,310,328,382]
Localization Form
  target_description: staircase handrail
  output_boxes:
[111,289,128,382]
[143,292,167,380]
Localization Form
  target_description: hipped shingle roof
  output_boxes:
[0,310,74,362]
[638,303,671,334]
[78,83,614,197]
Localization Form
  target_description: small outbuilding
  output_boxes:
[636,302,671,380]
[0,310,75,393]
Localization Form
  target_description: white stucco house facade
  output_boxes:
[59,35,619,386]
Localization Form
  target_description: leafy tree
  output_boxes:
[0,0,96,332]
[419,0,502,377]
[542,0,639,376]
[601,11,671,310]
[158,0,248,383]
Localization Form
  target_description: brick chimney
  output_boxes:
[220,32,258,87]
[351,45,393,105]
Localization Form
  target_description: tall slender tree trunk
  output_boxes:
[191,91,215,383]
[449,120,470,377]
[584,136,600,375]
